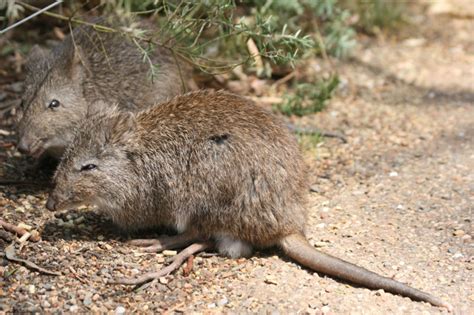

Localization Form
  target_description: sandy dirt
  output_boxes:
[1,3,473,314]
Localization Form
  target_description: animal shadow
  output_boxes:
[41,209,121,242]
[41,208,179,243]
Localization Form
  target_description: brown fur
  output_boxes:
[17,21,188,159]
[48,90,450,309]
[49,90,308,247]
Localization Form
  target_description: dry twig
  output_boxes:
[247,38,264,74]
[68,266,91,285]
[273,71,296,88]
[5,244,61,276]
[110,241,212,285]
[0,219,40,242]
[182,255,194,277]
[287,125,347,143]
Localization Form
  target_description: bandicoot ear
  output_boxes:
[66,43,88,81]
[25,45,49,70]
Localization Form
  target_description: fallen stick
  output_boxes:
[5,244,61,276]
[0,142,15,148]
[68,266,91,285]
[288,124,348,143]
[182,255,194,277]
[0,220,40,242]
[110,241,212,285]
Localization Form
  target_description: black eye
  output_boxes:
[80,164,97,171]
[48,99,60,109]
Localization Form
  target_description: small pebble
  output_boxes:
[321,305,331,314]
[70,305,79,312]
[64,220,75,228]
[314,241,327,248]
[309,185,321,193]
[115,306,126,315]
[26,195,36,202]
[453,230,465,237]
[75,216,85,224]
[44,283,54,291]
[264,276,278,285]
[104,244,113,250]
[218,297,228,306]
[452,252,464,259]
[83,292,93,306]
[389,171,398,177]
[308,301,318,309]
[15,206,25,213]
[163,250,177,256]
[403,37,426,47]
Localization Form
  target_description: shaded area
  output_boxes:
[349,57,474,107]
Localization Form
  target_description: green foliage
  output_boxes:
[8,1,355,86]
[323,9,356,58]
[296,132,323,149]
[340,0,406,34]
[6,0,408,117]
[85,0,356,73]
[274,75,339,117]
[75,0,316,75]
[0,42,29,56]
[249,0,356,58]
[0,0,24,23]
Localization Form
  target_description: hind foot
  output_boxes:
[128,231,199,253]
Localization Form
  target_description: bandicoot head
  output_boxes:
[17,42,90,159]
[46,109,136,212]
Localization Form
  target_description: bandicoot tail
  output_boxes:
[280,234,453,311]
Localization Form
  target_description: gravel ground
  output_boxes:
[1,3,473,314]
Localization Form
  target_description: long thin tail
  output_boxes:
[280,234,452,311]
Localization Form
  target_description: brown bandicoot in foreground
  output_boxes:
[47,90,452,311]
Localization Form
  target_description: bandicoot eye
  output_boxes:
[48,99,60,109]
[80,164,97,171]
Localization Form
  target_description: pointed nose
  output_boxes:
[17,138,30,154]
[46,195,57,211]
